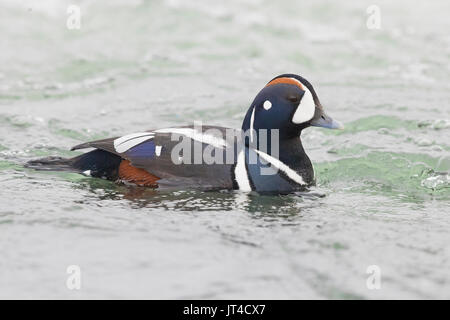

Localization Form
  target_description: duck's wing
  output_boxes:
[71,131,153,156]
[71,136,120,154]
[70,126,238,188]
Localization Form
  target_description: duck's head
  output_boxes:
[242,74,343,140]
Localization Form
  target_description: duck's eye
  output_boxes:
[287,95,300,103]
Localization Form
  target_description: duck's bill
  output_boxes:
[310,112,344,129]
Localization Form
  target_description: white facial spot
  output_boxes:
[291,85,315,124]
[263,100,272,110]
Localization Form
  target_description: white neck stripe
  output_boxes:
[249,106,255,142]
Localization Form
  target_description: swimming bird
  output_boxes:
[27,74,343,193]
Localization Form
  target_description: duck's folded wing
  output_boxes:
[71,136,120,154]
[71,131,160,167]
[71,131,157,154]
[69,128,236,184]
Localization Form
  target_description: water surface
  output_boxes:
[0,0,449,299]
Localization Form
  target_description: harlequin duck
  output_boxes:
[27,74,343,193]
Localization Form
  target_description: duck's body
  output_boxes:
[27,74,342,193]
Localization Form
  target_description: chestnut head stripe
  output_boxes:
[265,77,304,91]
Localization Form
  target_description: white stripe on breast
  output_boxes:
[114,132,154,153]
[234,150,252,192]
[253,149,306,185]
[154,128,228,149]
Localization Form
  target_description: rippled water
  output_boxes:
[1,0,449,299]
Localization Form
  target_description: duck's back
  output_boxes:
[28,125,313,192]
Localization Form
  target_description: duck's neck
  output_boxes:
[274,135,314,184]
[278,136,312,172]
[241,126,313,178]
[241,110,303,144]
[241,109,314,184]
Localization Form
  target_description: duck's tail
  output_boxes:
[26,149,122,180]
[26,156,76,171]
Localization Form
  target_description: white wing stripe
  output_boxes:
[114,133,154,153]
[154,128,228,149]
[114,132,153,146]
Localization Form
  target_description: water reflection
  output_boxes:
[73,176,326,215]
